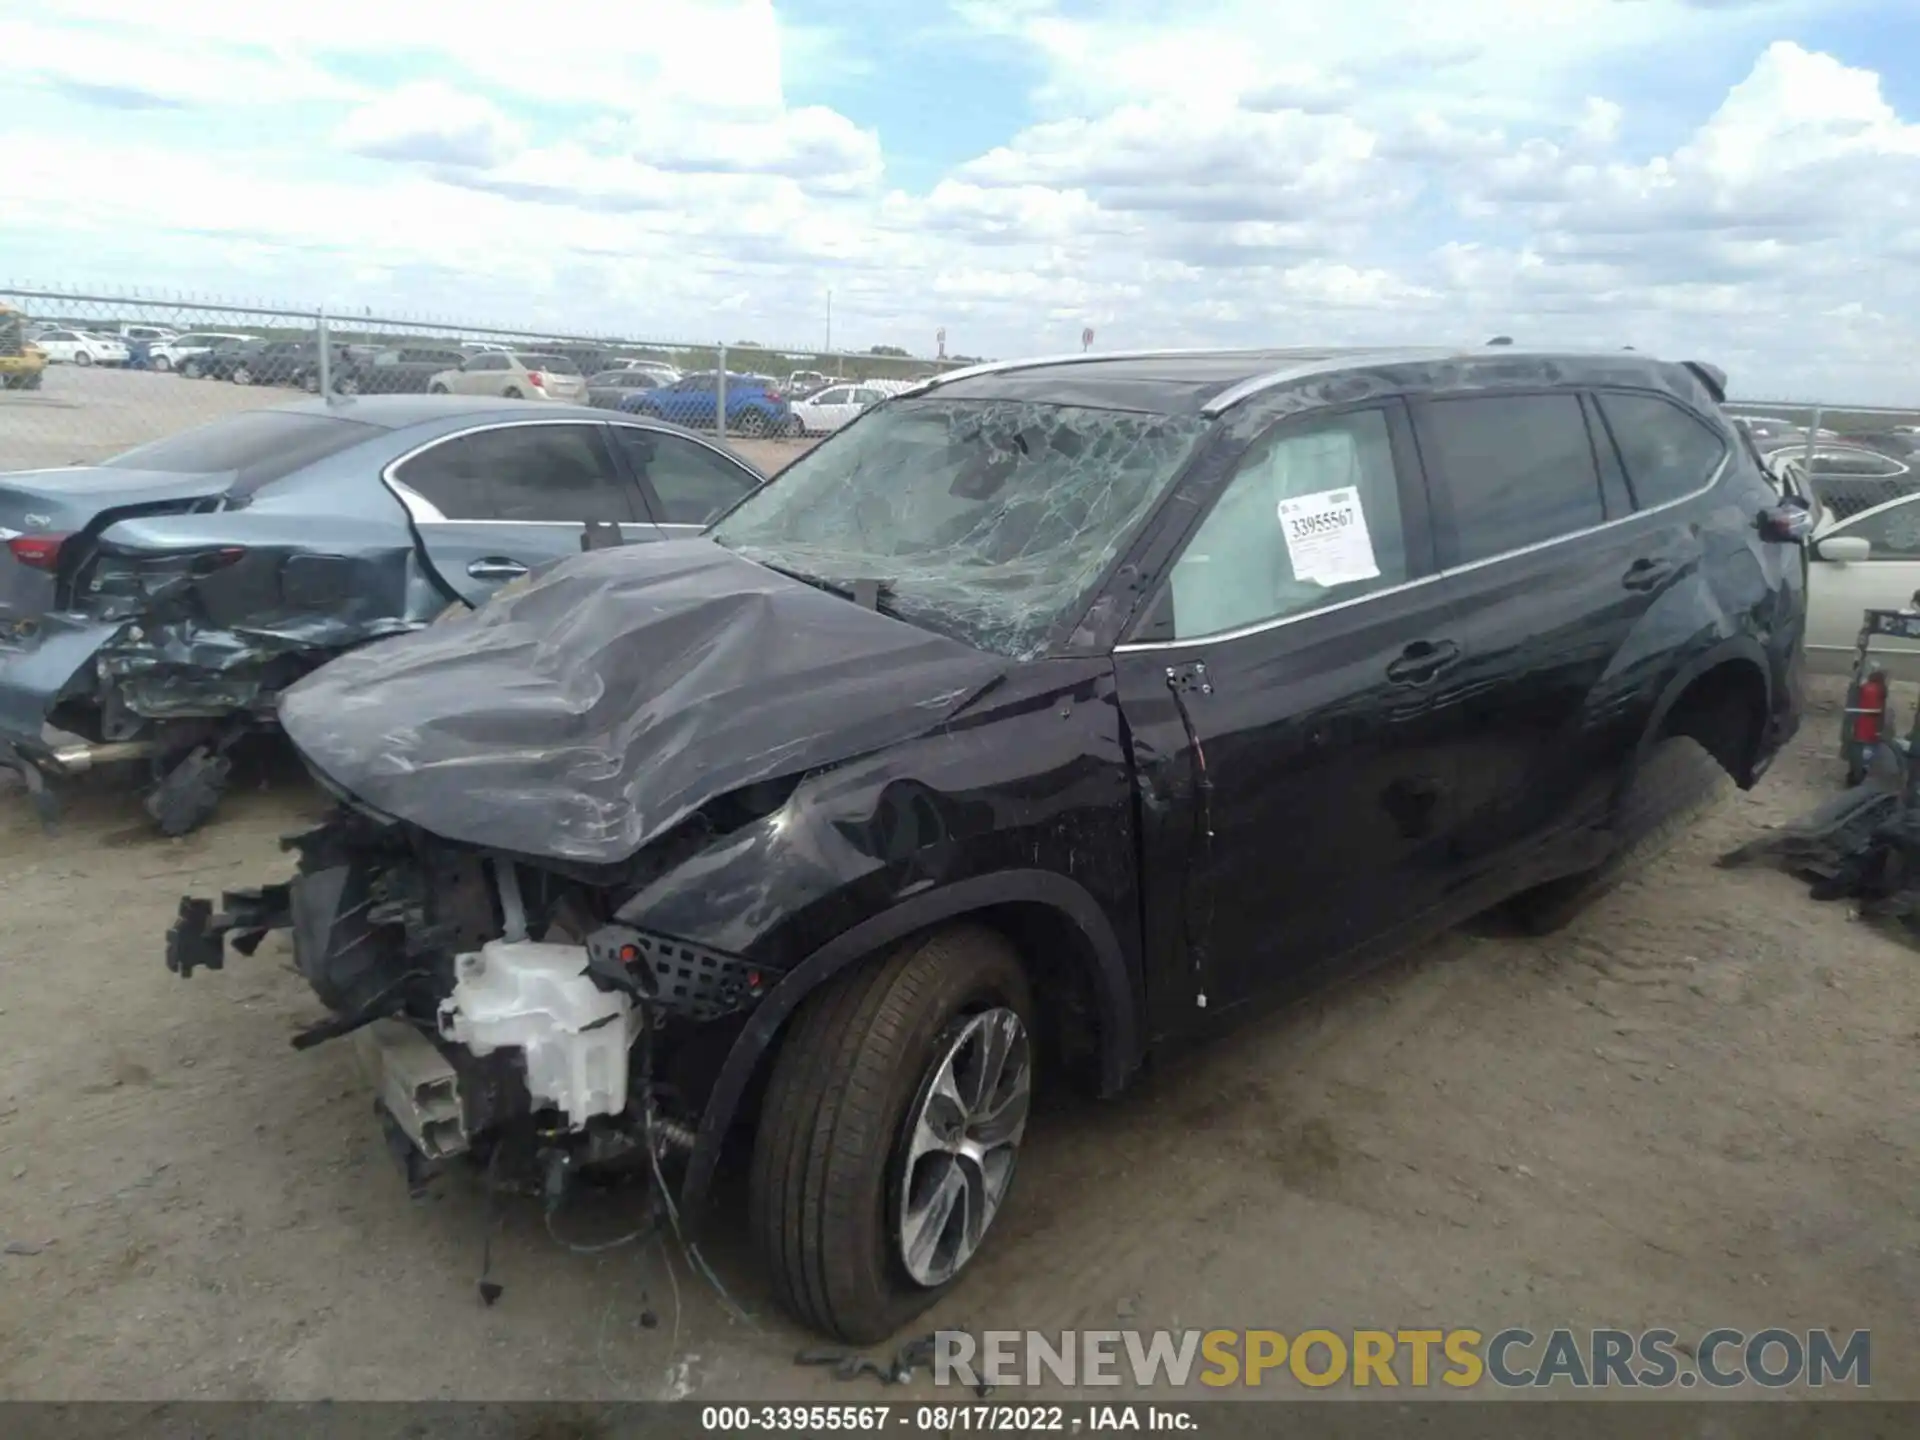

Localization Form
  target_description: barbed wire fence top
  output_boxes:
[0,284,977,472]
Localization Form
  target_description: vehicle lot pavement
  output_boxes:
[0,363,813,475]
[0,681,1915,1402]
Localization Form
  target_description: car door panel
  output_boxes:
[1110,399,1478,1027]
[1417,388,1721,893]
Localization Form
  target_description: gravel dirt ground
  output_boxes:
[0,678,1915,1403]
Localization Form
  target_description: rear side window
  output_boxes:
[395,423,636,524]
[104,410,379,490]
[1420,394,1603,566]
[1594,392,1727,508]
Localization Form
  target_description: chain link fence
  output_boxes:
[1724,400,1920,522]
[0,286,973,475]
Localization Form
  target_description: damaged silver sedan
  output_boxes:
[0,395,765,831]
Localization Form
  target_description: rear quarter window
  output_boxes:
[1593,392,1728,509]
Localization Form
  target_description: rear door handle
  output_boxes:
[1386,639,1461,685]
[1623,557,1675,591]
[467,557,530,581]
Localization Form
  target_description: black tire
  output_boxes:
[750,925,1035,1344]
[1505,736,1731,935]
[504,386,523,400]
[429,382,449,394]
[736,409,769,438]
[338,373,360,395]
[23,372,42,390]
[302,371,320,393]
[232,365,254,386]
[182,360,203,379]
[153,355,172,372]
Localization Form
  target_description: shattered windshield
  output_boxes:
[710,397,1210,659]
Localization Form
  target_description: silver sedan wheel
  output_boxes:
[895,1006,1032,1288]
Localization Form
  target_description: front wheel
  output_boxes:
[337,373,360,395]
[153,355,172,372]
[503,386,523,399]
[231,365,254,386]
[751,925,1035,1344]
[736,409,768,438]
[181,360,203,379]
[75,351,94,367]
[429,382,449,394]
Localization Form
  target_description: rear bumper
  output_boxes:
[0,618,120,757]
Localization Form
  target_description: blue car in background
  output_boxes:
[620,370,796,437]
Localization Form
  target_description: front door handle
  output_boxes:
[467,557,530,581]
[1623,557,1675,591]
[1385,638,1461,686]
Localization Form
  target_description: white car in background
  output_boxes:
[790,381,892,435]
[31,329,129,366]
[1790,445,1920,679]
[150,332,255,373]
[427,350,588,403]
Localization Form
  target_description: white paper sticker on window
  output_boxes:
[1277,486,1381,587]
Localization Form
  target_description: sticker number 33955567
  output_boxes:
[1277,486,1380,587]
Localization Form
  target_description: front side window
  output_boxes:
[1839,496,1920,557]
[1166,408,1407,641]
[1421,393,1604,566]
[395,424,633,523]
[613,428,761,524]
[1594,392,1727,508]
[711,398,1209,660]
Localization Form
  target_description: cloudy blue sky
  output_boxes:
[4,0,1920,400]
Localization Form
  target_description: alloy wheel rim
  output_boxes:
[895,1006,1032,1288]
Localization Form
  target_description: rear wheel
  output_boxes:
[504,386,523,399]
[429,382,449,394]
[751,925,1035,1344]
[182,360,204,379]
[1505,736,1731,935]
[737,409,769,437]
[153,355,173,372]
[232,365,254,386]
[75,351,94,367]
[338,373,360,395]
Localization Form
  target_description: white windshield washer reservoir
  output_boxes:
[438,940,641,1128]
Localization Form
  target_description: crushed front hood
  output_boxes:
[277,539,1008,864]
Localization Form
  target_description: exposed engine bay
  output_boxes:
[164,802,781,1203]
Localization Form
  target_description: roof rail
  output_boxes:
[897,347,1283,398]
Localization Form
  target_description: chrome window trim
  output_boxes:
[1114,451,1732,655]
[380,416,641,526]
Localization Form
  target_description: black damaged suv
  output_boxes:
[168,347,1809,1342]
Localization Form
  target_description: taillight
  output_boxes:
[1852,670,1889,744]
[525,371,545,389]
[764,388,784,402]
[7,533,70,571]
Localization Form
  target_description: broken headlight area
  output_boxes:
[164,804,781,1197]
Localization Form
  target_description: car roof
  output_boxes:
[262,394,617,428]
[917,346,1723,417]
[256,394,743,457]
